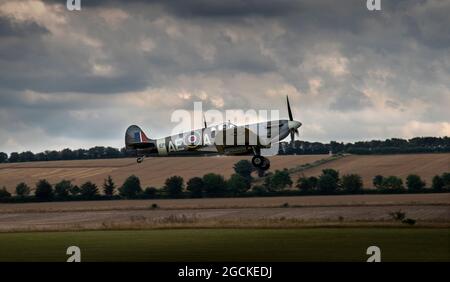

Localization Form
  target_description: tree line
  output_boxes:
[279,136,450,155]
[1,160,449,203]
[1,137,449,164]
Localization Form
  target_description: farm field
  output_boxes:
[0,193,448,232]
[0,155,325,193]
[0,154,448,193]
[292,153,450,188]
[0,228,448,262]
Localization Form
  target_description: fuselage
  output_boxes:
[126,119,299,157]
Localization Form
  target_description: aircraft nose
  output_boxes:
[288,120,302,130]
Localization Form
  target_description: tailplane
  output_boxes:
[125,125,155,150]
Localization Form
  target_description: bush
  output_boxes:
[15,182,31,197]
[119,175,142,198]
[402,218,416,225]
[252,185,267,196]
[373,175,384,189]
[265,169,292,191]
[186,177,204,198]
[342,174,363,193]
[442,172,450,190]
[35,179,54,200]
[318,174,338,193]
[69,185,81,196]
[432,175,444,191]
[406,174,426,192]
[296,176,318,192]
[389,210,406,221]
[103,175,116,196]
[203,173,227,196]
[381,176,404,191]
[80,181,99,198]
[322,168,340,182]
[0,187,11,199]
[233,160,254,181]
[165,176,184,196]
[54,180,73,198]
[227,174,251,195]
[143,187,158,197]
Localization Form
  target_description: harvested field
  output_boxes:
[0,155,326,193]
[292,153,450,188]
[0,194,448,232]
[0,153,448,194]
[0,193,449,213]
[0,205,448,232]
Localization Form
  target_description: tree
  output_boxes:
[69,185,81,196]
[19,151,35,162]
[119,175,142,198]
[15,182,31,197]
[233,160,254,182]
[296,176,318,192]
[318,174,338,193]
[143,187,158,197]
[442,173,450,190]
[103,176,116,196]
[9,152,19,163]
[80,181,99,198]
[0,152,8,163]
[266,169,292,191]
[0,187,11,199]
[406,174,425,192]
[322,169,340,182]
[432,175,444,191]
[203,173,227,196]
[227,174,250,195]
[381,176,404,191]
[342,174,363,193]
[186,177,204,198]
[252,185,267,196]
[35,179,54,200]
[165,176,184,196]
[54,180,72,198]
[373,175,384,189]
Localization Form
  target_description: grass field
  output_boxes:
[0,228,448,262]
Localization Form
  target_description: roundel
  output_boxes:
[185,131,201,148]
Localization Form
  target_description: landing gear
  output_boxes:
[136,156,144,163]
[252,155,270,171]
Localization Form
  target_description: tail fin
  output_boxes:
[125,125,155,150]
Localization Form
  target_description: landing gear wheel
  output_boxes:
[137,156,144,163]
[252,155,264,167]
[260,158,270,170]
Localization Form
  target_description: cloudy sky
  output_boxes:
[0,0,449,153]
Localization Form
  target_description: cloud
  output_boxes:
[0,0,449,153]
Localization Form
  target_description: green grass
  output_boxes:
[0,228,448,262]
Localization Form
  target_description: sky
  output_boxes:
[0,0,449,154]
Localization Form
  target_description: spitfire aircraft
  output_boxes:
[125,96,302,170]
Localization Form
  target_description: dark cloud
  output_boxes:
[0,0,449,152]
[0,15,48,37]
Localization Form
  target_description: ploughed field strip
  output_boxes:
[0,193,449,213]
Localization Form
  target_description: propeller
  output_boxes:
[286,96,300,147]
[203,113,207,129]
